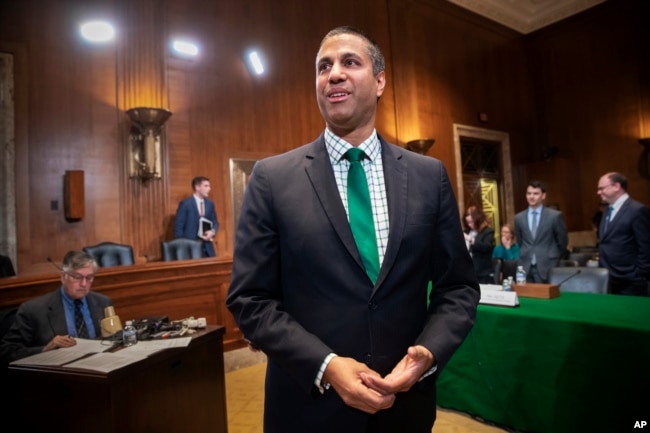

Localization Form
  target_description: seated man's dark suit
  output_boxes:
[0,289,112,364]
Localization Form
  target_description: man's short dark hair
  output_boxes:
[528,180,546,193]
[192,176,210,189]
[319,26,385,76]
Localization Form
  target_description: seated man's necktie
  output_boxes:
[74,299,89,338]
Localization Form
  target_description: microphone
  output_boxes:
[47,257,63,271]
[556,269,582,286]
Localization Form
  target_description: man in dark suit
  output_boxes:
[174,176,219,257]
[0,251,113,365]
[226,26,480,433]
[597,172,650,296]
[514,181,568,283]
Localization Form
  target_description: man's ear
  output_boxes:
[376,71,386,99]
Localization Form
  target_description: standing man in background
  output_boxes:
[597,172,650,296]
[227,26,479,433]
[0,250,112,365]
[515,180,568,283]
[174,176,219,257]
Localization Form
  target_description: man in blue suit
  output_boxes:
[597,172,650,296]
[227,26,479,433]
[174,176,219,257]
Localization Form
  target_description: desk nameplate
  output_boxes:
[513,283,559,299]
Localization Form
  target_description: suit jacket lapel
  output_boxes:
[375,139,407,289]
[304,136,364,273]
[607,199,630,234]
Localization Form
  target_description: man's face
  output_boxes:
[195,180,211,199]
[61,264,95,300]
[315,33,385,137]
[597,175,621,204]
[526,186,546,208]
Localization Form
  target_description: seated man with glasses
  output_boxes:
[0,250,113,365]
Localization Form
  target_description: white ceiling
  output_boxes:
[447,0,606,34]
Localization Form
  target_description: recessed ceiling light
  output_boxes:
[80,21,115,42]
[248,51,265,75]
[172,40,199,57]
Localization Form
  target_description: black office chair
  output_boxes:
[161,238,203,261]
[491,258,502,284]
[568,252,594,267]
[501,259,519,282]
[82,242,135,267]
[548,266,609,294]
[0,255,16,278]
[558,259,579,267]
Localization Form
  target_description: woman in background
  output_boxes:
[463,206,495,284]
[492,223,520,261]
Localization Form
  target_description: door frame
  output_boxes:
[452,124,515,225]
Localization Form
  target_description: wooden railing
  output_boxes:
[0,258,246,351]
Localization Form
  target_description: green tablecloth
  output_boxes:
[437,292,650,433]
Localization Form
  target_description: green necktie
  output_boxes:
[345,148,379,284]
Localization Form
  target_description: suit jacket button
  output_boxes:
[368,302,378,310]
[364,353,372,365]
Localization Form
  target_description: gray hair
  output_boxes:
[61,250,98,273]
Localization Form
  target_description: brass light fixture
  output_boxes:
[126,107,172,180]
[405,139,435,155]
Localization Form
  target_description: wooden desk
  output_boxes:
[5,326,228,433]
[436,293,650,433]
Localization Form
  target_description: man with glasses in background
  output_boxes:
[597,172,650,296]
[0,250,113,364]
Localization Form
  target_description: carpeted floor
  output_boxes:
[224,349,509,433]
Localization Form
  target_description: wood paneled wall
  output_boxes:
[524,0,650,229]
[0,0,646,276]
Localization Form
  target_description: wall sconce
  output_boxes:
[126,107,172,180]
[405,139,435,155]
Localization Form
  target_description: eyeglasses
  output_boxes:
[597,184,614,192]
[66,272,95,283]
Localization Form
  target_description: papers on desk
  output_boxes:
[9,337,192,373]
[65,351,148,372]
[479,284,520,307]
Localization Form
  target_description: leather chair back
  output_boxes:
[501,259,519,281]
[548,266,609,294]
[161,238,203,261]
[568,252,594,266]
[82,242,135,267]
[0,255,16,277]
[492,258,502,284]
